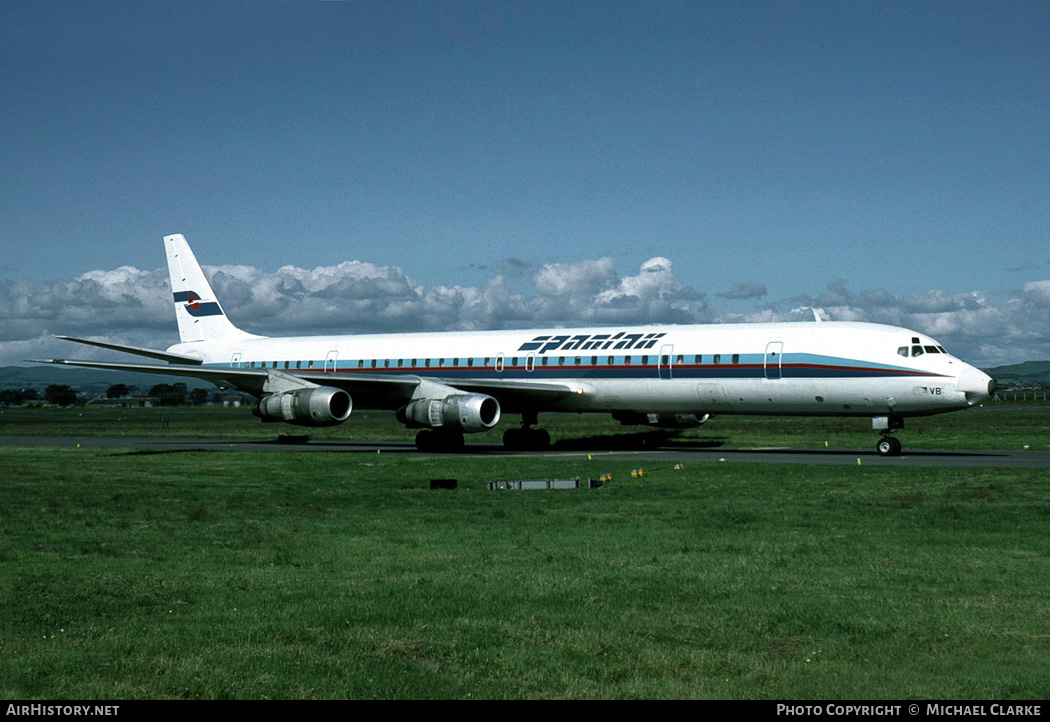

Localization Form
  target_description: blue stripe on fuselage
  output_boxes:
[215,353,946,380]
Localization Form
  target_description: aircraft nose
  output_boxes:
[958,364,995,406]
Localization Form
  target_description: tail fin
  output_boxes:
[164,234,260,344]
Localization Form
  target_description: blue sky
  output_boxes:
[2,1,1049,367]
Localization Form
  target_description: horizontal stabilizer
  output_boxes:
[53,336,204,365]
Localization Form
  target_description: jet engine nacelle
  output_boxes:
[613,411,711,428]
[253,386,352,427]
[398,393,501,433]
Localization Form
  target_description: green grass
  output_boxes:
[2,447,1049,699]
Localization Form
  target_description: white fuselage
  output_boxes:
[169,320,994,418]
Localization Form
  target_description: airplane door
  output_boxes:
[325,350,338,373]
[658,344,674,380]
[696,382,730,411]
[764,342,783,380]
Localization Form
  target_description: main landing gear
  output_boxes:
[503,411,551,451]
[873,415,904,457]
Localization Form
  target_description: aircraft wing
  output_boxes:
[27,357,582,409]
[433,377,585,411]
[28,358,283,396]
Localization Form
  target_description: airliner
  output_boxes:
[32,234,996,455]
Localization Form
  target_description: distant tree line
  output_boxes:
[147,383,189,406]
[44,384,78,406]
[0,388,39,405]
[1,382,228,407]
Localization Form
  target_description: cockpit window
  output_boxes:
[901,341,950,358]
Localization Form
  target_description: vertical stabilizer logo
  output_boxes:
[173,291,223,317]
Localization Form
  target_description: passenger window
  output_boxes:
[676,354,683,364]
[591,356,598,365]
[625,356,631,365]
[732,354,739,364]
[575,356,581,365]
[713,354,721,365]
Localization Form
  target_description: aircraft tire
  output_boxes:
[503,427,550,451]
[533,428,551,450]
[876,436,902,456]
[503,428,523,450]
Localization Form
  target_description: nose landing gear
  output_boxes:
[873,415,904,456]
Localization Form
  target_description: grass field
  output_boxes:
[2,401,1049,452]
[2,431,1050,699]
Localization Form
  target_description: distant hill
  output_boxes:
[983,361,1050,388]
[0,365,215,397]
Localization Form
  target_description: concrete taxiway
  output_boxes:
[2,435,1049,468]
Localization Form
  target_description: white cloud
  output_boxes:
[3,256,1050,369]
[1022,280,1050,306]
[718,281,767,300]
[532,257,619,298]
[760,281,1050,366]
